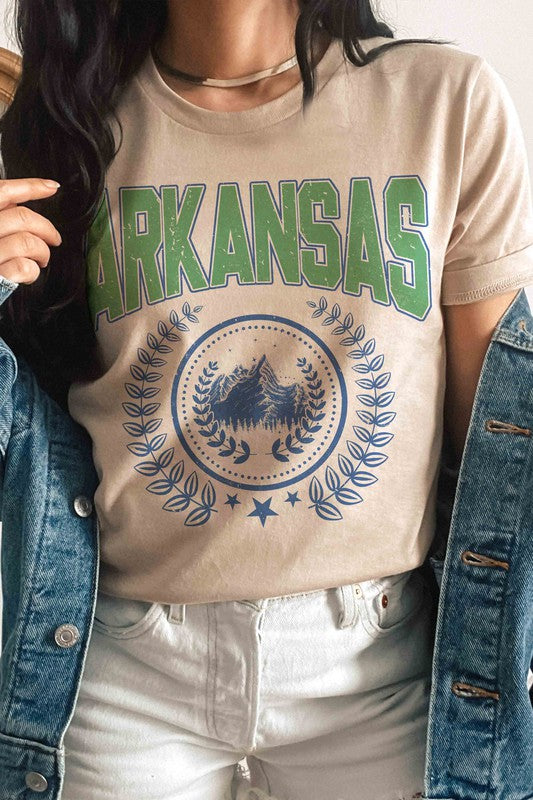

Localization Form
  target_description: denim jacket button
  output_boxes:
[54,624,80,648]
[73,495,93,517]
[25,772,48,791]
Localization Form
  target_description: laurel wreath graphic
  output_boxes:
[122,298,394,525]
[122,302,218,527]
[306,297,395,521]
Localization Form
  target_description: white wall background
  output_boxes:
[0,0,532,678]
[379,0,533,165]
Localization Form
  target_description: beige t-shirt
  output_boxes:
[67,35,533,604]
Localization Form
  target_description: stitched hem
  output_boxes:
[441,242,533,305]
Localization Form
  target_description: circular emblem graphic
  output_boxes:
[171,315,347,490]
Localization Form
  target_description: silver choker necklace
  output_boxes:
[151,46,299,88]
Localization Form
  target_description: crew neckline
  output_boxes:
[134,36,348,134]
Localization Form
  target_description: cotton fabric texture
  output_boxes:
[61,568,435,800]
[67,35,533,605]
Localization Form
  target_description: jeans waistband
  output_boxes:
[166,568,417,629]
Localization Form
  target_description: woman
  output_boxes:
[1,1,532,798]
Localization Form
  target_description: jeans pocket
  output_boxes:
[360,569,427,638]
[92,591,165,639]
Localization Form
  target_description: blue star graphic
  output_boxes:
[248,497,278,527]
[285,491,301,507]
[225,493,241,509]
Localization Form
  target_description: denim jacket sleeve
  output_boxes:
[0,273,19,507]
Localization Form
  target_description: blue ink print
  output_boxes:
[172,314,347,491]
[208,354,308,432]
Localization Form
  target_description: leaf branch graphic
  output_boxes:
[122,302,218,526]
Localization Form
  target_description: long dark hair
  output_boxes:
[0,0,453,412]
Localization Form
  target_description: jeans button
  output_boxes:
[25,772,48,792]
[73,495,93,517]
[54,623,80,648]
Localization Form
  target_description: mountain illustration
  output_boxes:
[208,355,308,431]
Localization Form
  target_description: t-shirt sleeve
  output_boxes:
[441,57,533,305]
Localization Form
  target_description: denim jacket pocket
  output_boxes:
[92,591,164,639]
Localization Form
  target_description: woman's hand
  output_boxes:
[0,177,62,284]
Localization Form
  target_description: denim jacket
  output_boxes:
[0,272,532,800]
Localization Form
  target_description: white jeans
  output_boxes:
[60,567,436,800]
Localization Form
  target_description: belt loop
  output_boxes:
[336,583,361,629]
[167,603,186,624]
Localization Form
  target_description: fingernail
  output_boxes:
[42,179,60,188]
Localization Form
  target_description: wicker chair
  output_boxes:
[0,45,21,106]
